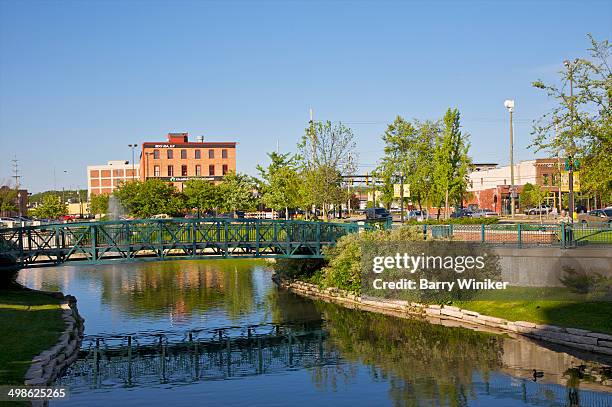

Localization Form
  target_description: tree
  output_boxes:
[375,117,437,211]
[89,194,109,216]
[114,179,184,218]
[218,172,258,215]
[298,121,357,220]
[0,186,18,214]
[183,179,221,216]
[257,152,301,219]
[520,183,549,221]
[432,108,472,219]
[531,34,611,204]
[31,194,67,219]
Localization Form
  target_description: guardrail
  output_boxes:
[421,222,612,248]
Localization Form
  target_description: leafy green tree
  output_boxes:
[375,117,438,211]
[89,194,109,216]
[257,152,301,219]
[0,186,18,214]
[183,179,221,216]
[520,183,549,221]
[31,194,68,219]
[432,108,472,219]
[298,121,356,220]
[114,179,184,218]
[218,172,258,215]
[531,35,611,204]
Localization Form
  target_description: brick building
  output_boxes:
[87,160,140,197]
[466,158,561,214]
[140,133,237,190]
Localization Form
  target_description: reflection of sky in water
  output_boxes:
[18,261,612,407]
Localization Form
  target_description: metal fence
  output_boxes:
[420,222,612,248]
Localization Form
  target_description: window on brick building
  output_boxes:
[195,165,201,176]
[153,150,160,159]
[168,165,174,176]
[222,164,228,175]
[195,150,201,159]
[181,149,187,159]
[208,149,214,159]
[209,165,215,176]
[182,165,188,176]
[154,165,160,176]
[167,149,173,159]
[222,149,228,159]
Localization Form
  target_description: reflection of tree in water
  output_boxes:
[263,289,323,325]
[310,303,503,407]
[98,260,259,321]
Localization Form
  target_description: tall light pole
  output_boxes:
[128,144,138,180]
[504,100,515,218]
[564,59,578,218]
[399,170,405,223]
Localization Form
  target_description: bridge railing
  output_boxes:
[0,218,383,266]
[421,222,612,248]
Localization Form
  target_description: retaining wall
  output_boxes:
[276,277,612,357]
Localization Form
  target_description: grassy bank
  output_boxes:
[0,288,65,384]
[274,225,612,336]
[455,300,612,334]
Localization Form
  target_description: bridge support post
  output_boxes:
[91,225,97,262]
[255,220,260,257]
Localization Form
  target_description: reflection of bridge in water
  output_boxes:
[56,321,612,407]
[57,322,340,389]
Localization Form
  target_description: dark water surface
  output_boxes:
[18,260,612,407]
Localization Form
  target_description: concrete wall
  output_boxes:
[493,247,612,287]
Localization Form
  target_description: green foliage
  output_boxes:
[89,194,109,216]
[183,179,220,214]
[298,120,356,219]
[113,179,184,218]
[31,194,68,219]
[531,34,612,202]
[0,186,18,213]
[257,152,301,217]
[29,189,87,205]
[217,172,258,213]
[432,108,472,217]
[559,267,607,295]
[519,183,548,209]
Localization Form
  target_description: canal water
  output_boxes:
[18,260,612,407]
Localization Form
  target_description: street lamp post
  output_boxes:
[399,171,405,223]
[504,100,515,218]
[128,144,138,180]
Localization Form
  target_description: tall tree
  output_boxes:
[531,34,611,204]
[183,179,221,216]
[114,179,183,218]
[257,152,301,219]
[298,120,357,220]
[432,108,472,219]
[218,172,258,215]
[0,185,18,214]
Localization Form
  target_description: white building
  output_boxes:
[87,160,140,197]
[468,160,538,192]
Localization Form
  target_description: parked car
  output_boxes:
[470,208,499,218]
[577,208,612,223]
[151,214,170,219]
[365,207,391,220]
[524,205,552,215]
[450,209,473,218]
[407,210,428,222]
[60,215,76,222]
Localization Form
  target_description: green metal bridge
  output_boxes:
[0,218,386,269]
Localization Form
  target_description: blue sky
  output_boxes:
[1,0,610,192]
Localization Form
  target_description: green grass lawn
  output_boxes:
[455,300,612,334]
[0,289,65,385]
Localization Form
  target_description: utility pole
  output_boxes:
[564,59,578,218]
[128,144,138,180]
[399,171,405,223]
[504,100,515,218]
[309,107,316,219]
[12,156,21,216]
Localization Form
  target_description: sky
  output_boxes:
[0,0,610,193]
